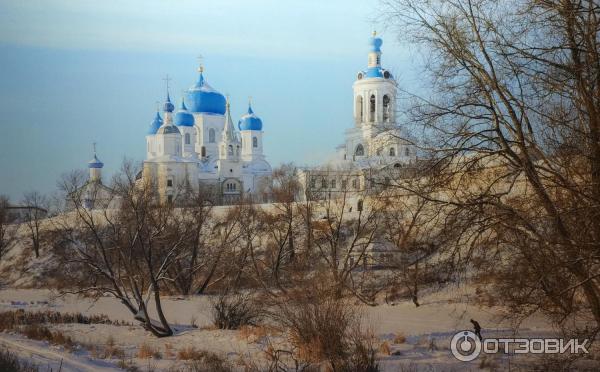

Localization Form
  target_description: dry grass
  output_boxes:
[22,324,74,350]
[164,343,175,359]
[378,341,391,356]
[137,342,161,359]
[237,325,268,343]
[176,347,232,371]
[0,309,129,331]
[393,333,407,344]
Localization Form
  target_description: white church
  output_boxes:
[298,32,417,198]
[141,65,272,203]
[80,32,416,205]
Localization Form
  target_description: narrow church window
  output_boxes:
[321,178,327,189]
[389,147,396,156]
[405,147,410,156]
[355,96,363,123]
[310,178,316,189]
[369,94,375,122]
[237,145,240,155]
[228,145,233,155]
[167,179,173,187]
[185,133,190,145]
[352,179,358,189]
[355,144,364,156]
[331,179,336,189]
[357,199,363,212]
[383,95,390,122]
[201,146,206,157]
[209,128,216,143]
[342,179,347,189]
[253,136,258,148]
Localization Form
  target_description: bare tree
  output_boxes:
[258,164,302,289]
[56,162,189,337]
[169,187,214,296]
[382,0,600,331]
[311,182,382,303]
[0,196,17,261]
[21,191,48,258]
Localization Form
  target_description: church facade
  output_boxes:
[143,66,272,204]
[298,32,417,199]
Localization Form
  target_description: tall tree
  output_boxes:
[382,0,600,331]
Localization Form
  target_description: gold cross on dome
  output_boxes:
[162,74,172,92]
[197,55,204,73]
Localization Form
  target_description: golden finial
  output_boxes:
[197,54,204,73]
[372,30,377,37]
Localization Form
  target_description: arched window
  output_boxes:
[405,147,410,156]
[184,133,190,145]
[389,147,396,156]
[331,179,336,189]
[383,95,391,122]
[355,95,363,124]
[236,145,240,155]
[352,179,358,189]
[252,136,258,148]
[201,146,206,157]
[355,144,364,157]
[321,178,327,189]
[209,128,216,143]
[369,94,376,122]
[357,199,363,212]
[228,145,233,155]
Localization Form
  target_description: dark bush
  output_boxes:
[211,293,261,330]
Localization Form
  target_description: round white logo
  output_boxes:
[451,330,481,361]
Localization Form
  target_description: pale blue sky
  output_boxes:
[0,0,420,200]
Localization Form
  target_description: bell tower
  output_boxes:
[352,31,397,129]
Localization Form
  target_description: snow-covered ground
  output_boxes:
[0,287,565,371]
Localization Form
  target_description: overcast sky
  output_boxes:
[0,0,421,200]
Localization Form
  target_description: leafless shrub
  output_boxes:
[211,292,262,330]
[269,280,379,371]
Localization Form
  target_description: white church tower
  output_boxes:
[217,98,243,199]
[340,32,416,165]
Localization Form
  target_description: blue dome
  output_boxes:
[163,93,174,113]
[174,99,195,127]
[360,67,393,80]
[238,104,263,131]
[369,35,383,52]
[88,154,104,169]
[186,72,226,115]
[148,111,163,134]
